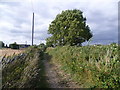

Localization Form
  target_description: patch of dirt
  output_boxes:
[43,53,80,88]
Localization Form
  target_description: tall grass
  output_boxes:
[2,47,44,88]
[46,44,120,88]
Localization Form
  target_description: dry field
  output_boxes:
[0,48,25,57]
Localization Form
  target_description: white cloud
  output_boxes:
[0,0,118,45]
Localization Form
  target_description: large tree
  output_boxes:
[46,9,93,46]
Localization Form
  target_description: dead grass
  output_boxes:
[0,48,25,57]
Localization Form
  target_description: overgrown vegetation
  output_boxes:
[46,44,120,88]
[2,46,48,88]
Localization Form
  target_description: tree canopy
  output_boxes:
[46,9,93,46]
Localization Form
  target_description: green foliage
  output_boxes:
[46,44,120,88]
[39,43,44,47]
[0,41,4,48]
[46,37,54,47]
[3,54,27,88]
[38,43,47,52]
[9,42,19,49]
[46,9,92,46]
[2,47,47,88]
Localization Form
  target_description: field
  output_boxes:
[0,48,25,57]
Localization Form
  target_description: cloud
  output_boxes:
[0,0,118,45]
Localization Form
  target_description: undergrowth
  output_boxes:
[46,44,120,88]
[2,46,48,88]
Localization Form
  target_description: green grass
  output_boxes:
[46,44,120,88]
[2,47,49,88]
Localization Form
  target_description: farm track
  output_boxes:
[1,48,80,88]
[43,53,80,88]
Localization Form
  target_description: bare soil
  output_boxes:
[43,53,80,88]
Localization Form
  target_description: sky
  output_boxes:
[0,0,119,45]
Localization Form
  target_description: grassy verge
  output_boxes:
[36,48,49,88]
[46,44,120,88]
[2,46,49,88]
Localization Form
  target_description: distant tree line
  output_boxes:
[0,41,19,49]
[9,42,19,49]
[0,41,46,49]
[0,41,29,49]
[0,41,4,48]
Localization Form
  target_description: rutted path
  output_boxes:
[43,59,62,88]
[1,48,80,88]
[43,53,80,88]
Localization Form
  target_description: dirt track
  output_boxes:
[43,53,80,88]
[1,48,80,88]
